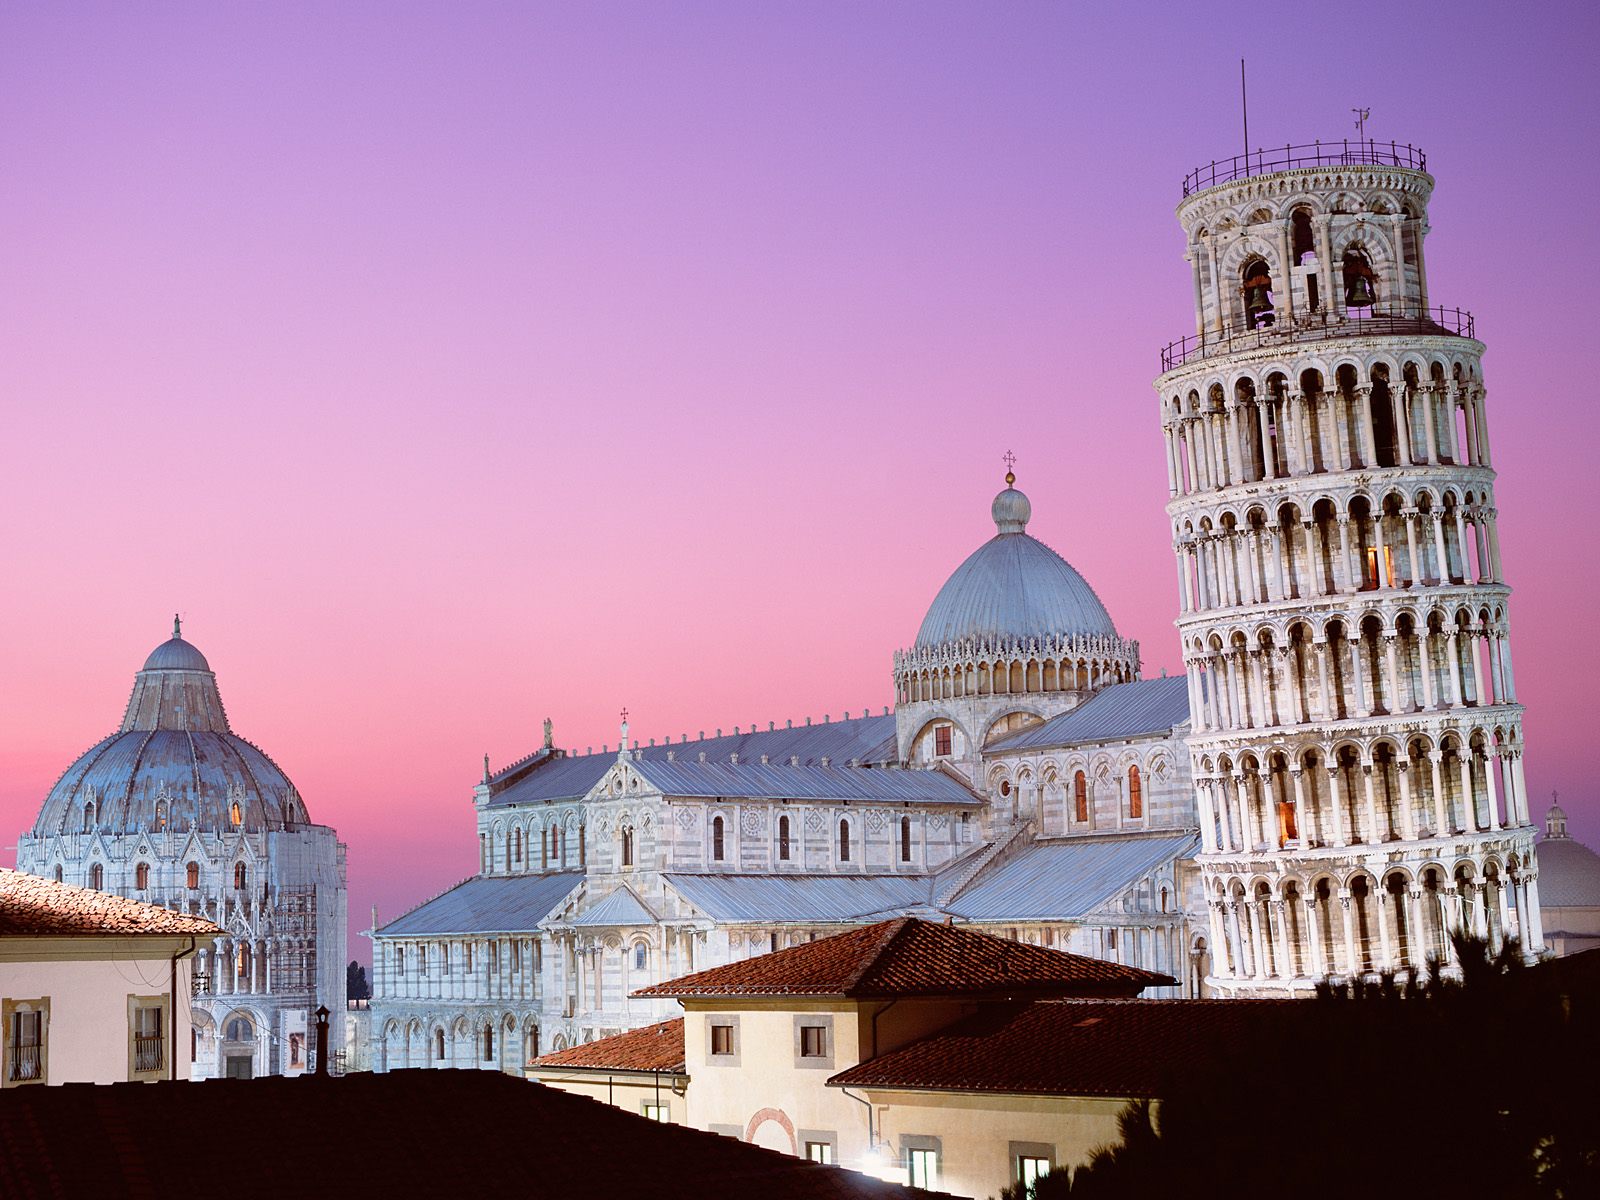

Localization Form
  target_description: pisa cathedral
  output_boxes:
[366,141,1547,1067]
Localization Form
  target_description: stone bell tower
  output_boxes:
[1152,141,1543,995]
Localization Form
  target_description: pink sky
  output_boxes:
[3,3,1596,964]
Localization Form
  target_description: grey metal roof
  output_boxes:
[488,713,900,809]
[377,872,583,936]
[665,873,938,924]
[945,833,1199,921]
[570,884,657,927]
[986,676,1191,752]
[634,759,978,805]
[1535,836,1600,908]
[142,635,211,672]
[915,488,1119,648]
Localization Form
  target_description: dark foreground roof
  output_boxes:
[0,1070,950,1200]
[828,999,1304,1098]
[634,916,1173,1000]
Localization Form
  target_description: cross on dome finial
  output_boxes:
[1002,449,1017,486]
[173,613,182,640]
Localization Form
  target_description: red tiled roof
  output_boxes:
[0,1070,954,1200]
[828,998,1305,1097]
[634,917,1173,1000]
[0,869,218,938]
[531,1018,686,1073]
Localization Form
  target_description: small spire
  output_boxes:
[1002,449,1017,487]
[619,707,630,752]
[482,753,491,784]
[173,613,182,640]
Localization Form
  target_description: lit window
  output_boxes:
[1074,772,1089,823]
[229,801,242,828]
[710,1024,734,1056]
[186,862,199,889]
[799,1025,827,1058]
[1017,1156,1052,1188]
[642,1102,669,1122]
[135,863,150,890]
[934,725,952,756]
[805,1142,833,1164]
[1128,765,1143,819]
[154,802,167,831]
[907,1148,939,1188]
[233,863,247,890]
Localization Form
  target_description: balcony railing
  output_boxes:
[133,1032,164,1073]
[1159,306,1476,373]
[1182,139,1427,197]
[8,1042,42,1081]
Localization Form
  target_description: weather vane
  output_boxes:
[1002,449,1016,486]
[1353,107,1370,138]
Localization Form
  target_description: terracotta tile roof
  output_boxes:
[0,1070,954,1200]
[531,1018,686,1073]
[634,917,1173,1000]
[828,998,1305,1097]
[0,869,218,938]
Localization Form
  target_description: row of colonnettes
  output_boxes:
[1154,142,1540,992]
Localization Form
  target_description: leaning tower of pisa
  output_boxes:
[1154,141,1544,996]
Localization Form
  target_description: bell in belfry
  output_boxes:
[1242,270,1273,326]
[1346,269,1377,307]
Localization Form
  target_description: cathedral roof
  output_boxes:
[942,833,1199,922]
[377,872,584,937]
[913,480,1119,650]
[985,676,1191,751]
[29,625,311,839]
[631,759,979,805]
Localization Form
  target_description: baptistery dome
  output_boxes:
[31,622,307,839]
[914,481,1120,649]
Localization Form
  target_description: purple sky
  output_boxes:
[2,2,1596,963]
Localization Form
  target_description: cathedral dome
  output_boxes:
[30,624,308,839]
[914,481,1119,649]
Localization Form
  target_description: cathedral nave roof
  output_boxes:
[943,833,1199,923]
[376,871,584,937]
[985,675,1190,752]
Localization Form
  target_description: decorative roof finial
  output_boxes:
[619,707,630,752]
[1002,449,1017,487]
[173,613,182,640]
[482,753,491,784]
[543,717,554,750]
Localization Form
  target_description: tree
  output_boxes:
[347,959,370,1001]
[994,938,1600,1200]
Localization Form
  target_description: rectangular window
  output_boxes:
[7,1008,44,1083]
[710,1024,734,1056]
[934,725,952,756]
[128,996,167,1079]
[1017,1157,1051,1187]
[642,1103,669,1122]
[907,1148,939,1189]
[805,1142,833,1164]
[799,1025,827,1058]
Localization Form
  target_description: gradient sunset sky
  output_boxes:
[3,2,1596,962]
